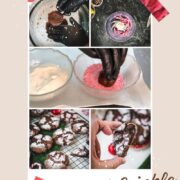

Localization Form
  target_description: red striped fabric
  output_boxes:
[140,0,169,21]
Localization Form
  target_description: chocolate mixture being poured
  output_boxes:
[81,48,128,87]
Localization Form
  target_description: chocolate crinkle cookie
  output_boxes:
[131,117,150,146]
[102,109,151,147]
[31,162,43,169]
[30,134,53,154]
[113,123,137,157]
[53,128,75,146]
[60,111,79,123]
[71,145,89,158]
[39,115,60,130]
[71,119,89,134]
[103,110,123,121]
[131,109,150,120]
[30,109,46,118]
[30,123,40,138]
[44,151,69,169]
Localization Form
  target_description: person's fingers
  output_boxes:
[112,48,128,80]
[102,124,112,135]
[99,120,121,135]
[95,137,101,158]
[119,48,128,67]
[108,121,122,129]
[91,119,101,159]
[56,0,69,12]
[96,49,113,80]
[69,17,80,28]
[64,0,86,14]
[95,157,125,169]
[112,49,121,80]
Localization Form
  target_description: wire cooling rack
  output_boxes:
[61,134,89,169]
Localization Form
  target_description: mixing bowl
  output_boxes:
[30,48,73,101]
[74,54,141,99]
[29,0,89,46]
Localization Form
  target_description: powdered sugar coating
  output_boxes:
[71,120,89,134]
[30,134,53,153]
[53,128,75,146]
[113,123,137,157]
[39,116,60,130]
[60,111,78,123]
[44,151,69,169]
[30,123,40,138]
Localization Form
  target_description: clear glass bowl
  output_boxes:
[29,0,89,46]
[30,48,73,102]
[74,54,141,99]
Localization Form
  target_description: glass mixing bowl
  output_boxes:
[74,54,141,99]
[30,48,73,102]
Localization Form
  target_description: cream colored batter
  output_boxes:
[30,64,69,95]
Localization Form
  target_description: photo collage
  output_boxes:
[29,0,151,170]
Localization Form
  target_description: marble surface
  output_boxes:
[91,0,151,46]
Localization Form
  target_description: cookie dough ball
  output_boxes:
[60,111,78,123]
[53,128,75,146]
[31,162,43,169]
[30,109,46,118]
[48,11,67,26]
[44,151,69,169]
[30,134,53,153]
[71,120,89,134]
[30,123,40,138]
[39,116,60,130]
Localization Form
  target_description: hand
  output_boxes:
[91,119,126,169]
[80,48,128,86]
[57,0,88,15]
[46,17,88,46]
